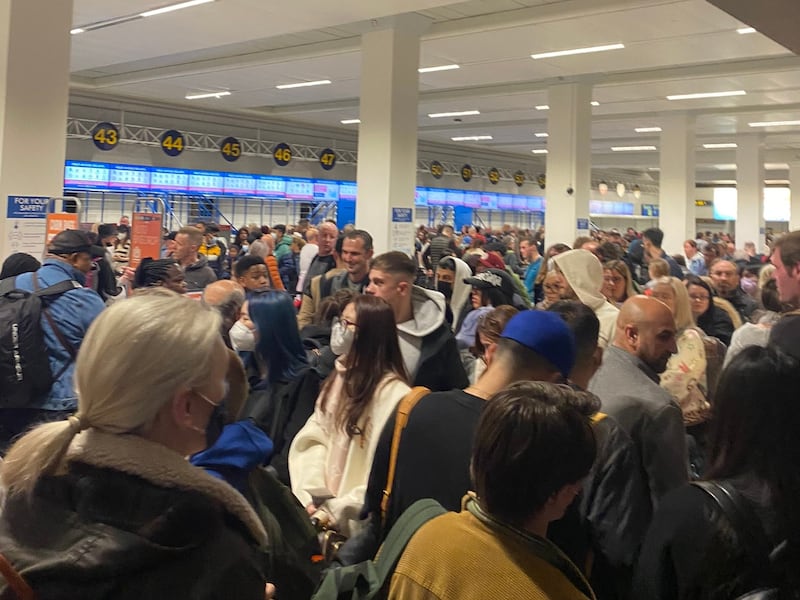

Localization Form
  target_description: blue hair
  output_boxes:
[248,290,307,384]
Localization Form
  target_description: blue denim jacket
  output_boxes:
[14,259,106,411]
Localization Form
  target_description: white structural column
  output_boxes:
[790,161,800,232]
[0,0,73,260]
[545,83,592,246]
[355,15,429,256]
[735,134,764,250]
[658,114,695,254]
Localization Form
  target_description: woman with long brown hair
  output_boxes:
[288,294,410,536]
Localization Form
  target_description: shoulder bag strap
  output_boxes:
[33,274,79,380]
[0,552,35,600]
[374,498,446,584]
[691,480,773,574]
[380,386,430,524]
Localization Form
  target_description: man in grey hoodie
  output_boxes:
[367,251,469,391]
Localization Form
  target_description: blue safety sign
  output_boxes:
[392,208,413,222]
[7,196,49,218]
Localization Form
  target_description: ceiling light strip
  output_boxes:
[340,119,361,124]
[140,0,215,18]
[418,64,460,73]
[276,80,332,90]
[611,146,657,152]
[748,120,800,127]
[451,135,492,141]
[702,143,737,149]
[635,127,662,133]
[428,110,480,118]
[666,90,746,100]
[531,43,624,60]
[185,91,231,100]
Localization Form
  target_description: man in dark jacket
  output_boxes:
[709,259,757,323]
[366,251,467,391]
[548,301,651,600]
[642,227,684,280]
[425,224,460,274]
[302,220,338,294]
[589,296,688,513]
[174,226,217,292]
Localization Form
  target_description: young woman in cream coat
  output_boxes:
[289,294,410,537]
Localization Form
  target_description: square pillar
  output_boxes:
[545,83,592,246]
[0,0,73,259]
[658,113,695,254]
[790,161,800,232]
[735,134,764,250]
[355,15,429,256]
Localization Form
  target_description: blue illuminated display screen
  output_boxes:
[63,160,548,212]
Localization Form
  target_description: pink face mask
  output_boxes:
[741,277,758,297]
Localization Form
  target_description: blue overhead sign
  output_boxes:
[7,196,49,218]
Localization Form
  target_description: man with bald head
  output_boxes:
[202,280,245,349]
[709,258,757,322]
[589,296,687,510]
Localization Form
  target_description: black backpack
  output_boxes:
[0,274,80,408]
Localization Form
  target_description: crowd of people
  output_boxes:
[0,216,798,600]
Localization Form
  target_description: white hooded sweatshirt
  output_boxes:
[552,249,620,348]
[436,256,472,332]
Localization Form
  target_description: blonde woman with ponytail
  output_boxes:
[0,290,270,600]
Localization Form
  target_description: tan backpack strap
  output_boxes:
[0,553,35,600]
[591,412,607,424]
[381,386,430,523]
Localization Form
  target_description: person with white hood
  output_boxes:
[434,255,472,333]
[366,251,469,392]
[552,248,620,348]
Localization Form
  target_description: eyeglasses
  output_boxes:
[689,294,710,302]
[338,317,358,329]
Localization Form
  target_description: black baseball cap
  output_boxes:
[48,230,105,257]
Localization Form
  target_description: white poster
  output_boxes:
[6,196,49,258]
[390,207,415,257]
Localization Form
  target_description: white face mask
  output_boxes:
[230,320,255,352]
[330,320,355,356]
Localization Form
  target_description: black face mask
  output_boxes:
[205,402,228,448]
[437,281,453,300]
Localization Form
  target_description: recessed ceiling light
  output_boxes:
[667,90,746,100]
[276,79,332,90]
[611,146,657,152]
[428,110,480,118]
[418,64,460,73]
[451,135,493,141]
[532,149,549,154]
[534,132,549,138]
[748,120,800,127]
[765,163,790,170]
[635,127,662,133]
[70,28,85,34]
[340,119,361,125]
[703,143,738,149]
[140,0,215,18]
[185,91,231,100]
[591,101,600,107]
[535,105,550,110]
[713,164,738,170]
[737,27,756,34]
[648,167,661,171]
[531,43,624,60]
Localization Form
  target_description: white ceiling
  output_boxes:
[69,0,800,183]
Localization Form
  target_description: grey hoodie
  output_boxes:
[397,286,447,378]
[553,249,620,348]
[184,254,218,291]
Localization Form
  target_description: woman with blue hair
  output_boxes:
[241,291,310,459]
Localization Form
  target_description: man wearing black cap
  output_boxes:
[336,310,576,564]
[2,230,106,448]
